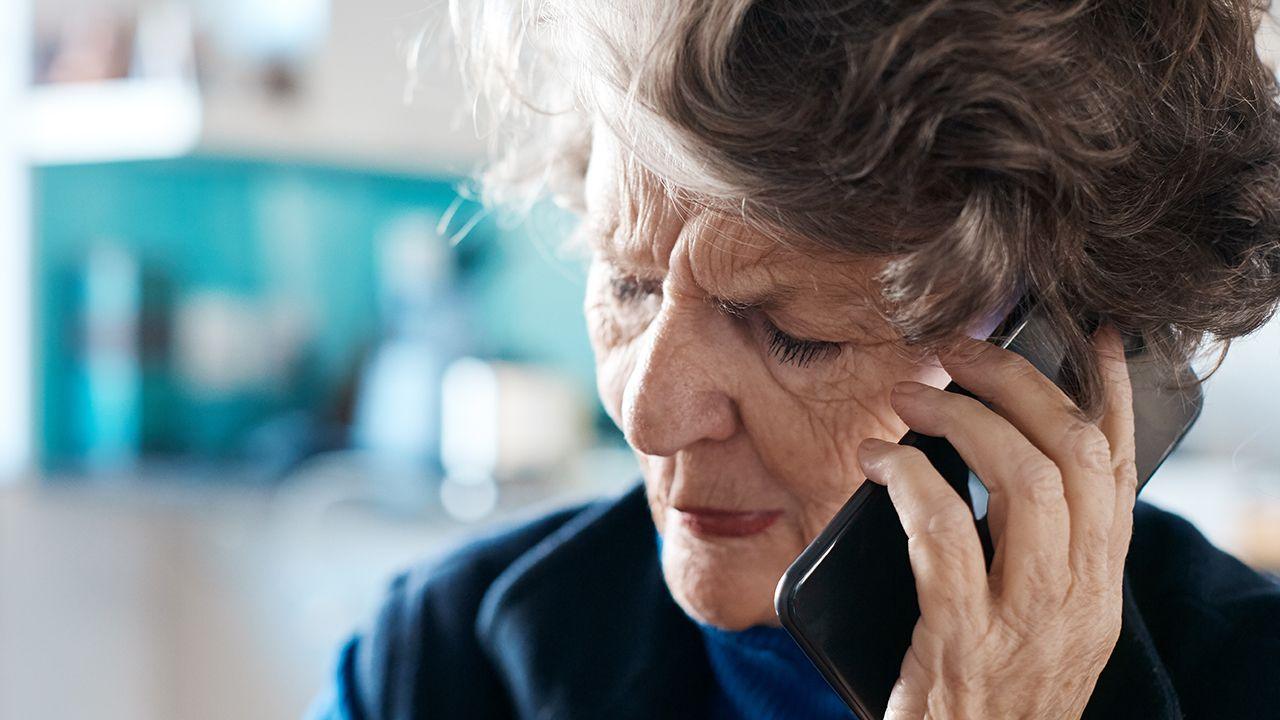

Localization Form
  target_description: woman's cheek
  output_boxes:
[584,306,641,429]
[740,351,917,519]
[745,394,875,492]
[594,349,634,430]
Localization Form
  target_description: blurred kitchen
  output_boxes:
[0,2,1278,719]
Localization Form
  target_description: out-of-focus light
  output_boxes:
[441,357,500,483]
[353,342,444,461]
[81,245,142,471]
[23,79,201,165]
[212,0,331,60]
[0,0,31,480]
[440,476,498,522]
[173,291,308,396]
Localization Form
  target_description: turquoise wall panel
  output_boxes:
[33,156,597,471]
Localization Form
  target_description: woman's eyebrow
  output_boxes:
[591,242,658,277]
[577,223,647,273]
[583,226,678,279]
[709,285,798,312]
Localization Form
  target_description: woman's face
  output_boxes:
[582,132,953,630]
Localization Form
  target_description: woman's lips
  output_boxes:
[673,507,783,538]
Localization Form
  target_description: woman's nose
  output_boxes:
[620,305,740,457]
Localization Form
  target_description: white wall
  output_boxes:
[0,0,33,482]
[198,0,485,174]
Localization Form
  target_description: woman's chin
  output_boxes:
[658,524,793,630]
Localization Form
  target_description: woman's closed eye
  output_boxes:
[610,274,662,304]
[721,300,843,369]
[763,319,842,368]
[608,272,843,368]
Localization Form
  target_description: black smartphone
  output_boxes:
[774,296,1204,720]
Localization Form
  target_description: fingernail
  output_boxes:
[892,381,927,396]
[858,437,893,457]
[858,438,892,476]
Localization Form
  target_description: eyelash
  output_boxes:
[764,320,842,367]
[610,275,662,303]
[609,274,842,368]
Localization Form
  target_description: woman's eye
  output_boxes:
[765,320,842,367]
[719,300,843,368]
[610,274,662,304]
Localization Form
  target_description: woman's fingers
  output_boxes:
[938,338,1118,587]
[1094,324,1138,584]
[858,438,990,620]
[887,382,1070,604]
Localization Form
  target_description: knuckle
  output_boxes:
[1000,549,1071,623]
[922,502,975,539]
[993,351,1040,383]
[999,596,1047,637]
[1063,421,1112,474]
[1012,455,1065,507]
[1112,455,1139,488]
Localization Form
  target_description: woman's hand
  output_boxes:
[856,325,1136,720]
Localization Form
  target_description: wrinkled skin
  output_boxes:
[581,130,1133,718]
[581,130,950,631]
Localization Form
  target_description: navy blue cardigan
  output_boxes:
[326,482,1279,719]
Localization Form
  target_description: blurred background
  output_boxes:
[0,2,1277,719]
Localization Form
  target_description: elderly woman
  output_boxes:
[313,1,1280,718]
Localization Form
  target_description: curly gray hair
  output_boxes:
[449,0,1280,416]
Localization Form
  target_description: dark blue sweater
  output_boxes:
[309,482,1280,719]
[700,623,856,720]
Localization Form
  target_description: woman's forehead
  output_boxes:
[585,131,863,266]
[582,130,884,317]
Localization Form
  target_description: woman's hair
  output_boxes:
[449,0,1280,416]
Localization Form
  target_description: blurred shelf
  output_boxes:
[23,79,203,165]
[20,76,481,175]
[19,0,485,174]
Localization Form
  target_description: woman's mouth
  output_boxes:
[672,507,783,538]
